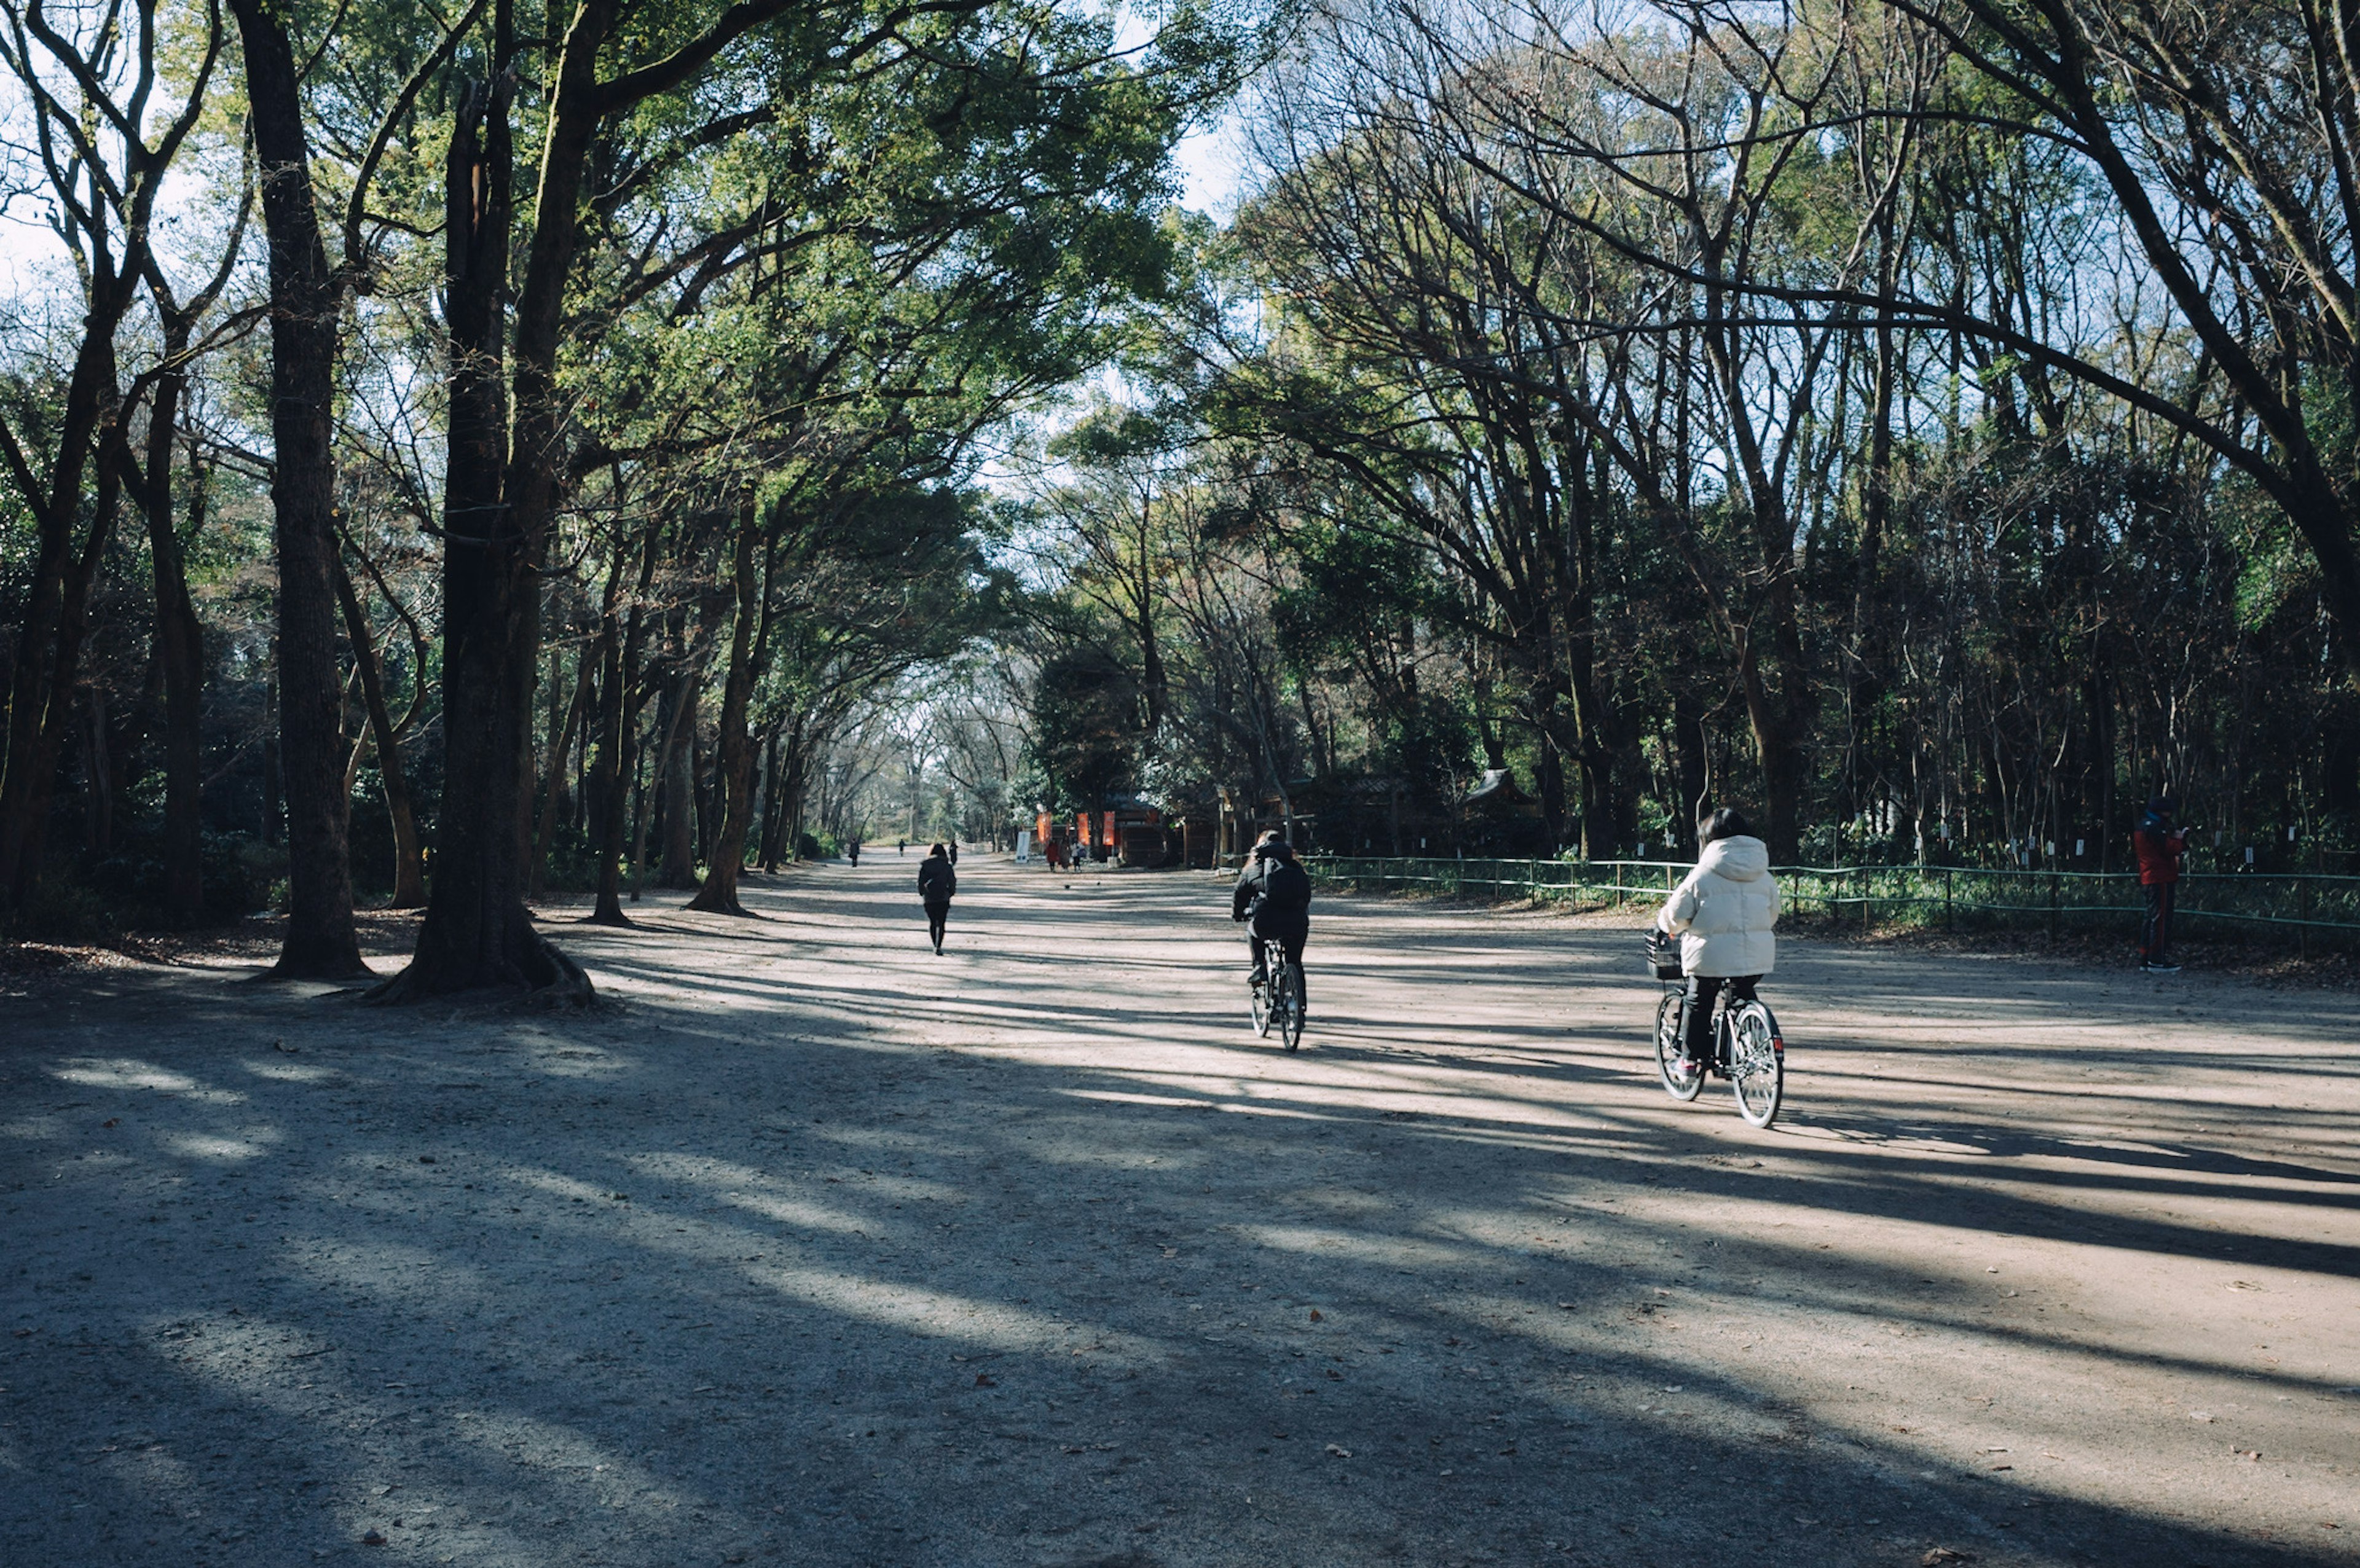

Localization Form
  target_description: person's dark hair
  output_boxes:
[2147,794,2174,817]
[1257,829,1285,847]
[1698,807,1752,844]
[929,842,946,856]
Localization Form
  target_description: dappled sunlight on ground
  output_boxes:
[4,853,2356,1565]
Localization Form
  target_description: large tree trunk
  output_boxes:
[374,59,586,1001]
[688,505,763,914]
[229,0,369,979]
[378,0,669,1000]
[382,0,793,995]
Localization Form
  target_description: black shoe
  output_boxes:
[2142,958,2181,973]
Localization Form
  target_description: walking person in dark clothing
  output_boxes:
[918,842,956,954]
[948,839,958,866]
[1231,830,1312,1009]
[2134,796,2190,972]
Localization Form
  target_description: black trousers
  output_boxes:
[1684,974,1760,1064]
[925,900,950,947]
[2141,882,2176,963]
[1248,929,1307,988]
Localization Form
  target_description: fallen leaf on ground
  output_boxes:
[361,1532,387,1546]
[1309,1309,1323,1322]
[2190,1411,2216,1422]
[973,1374,996,1387]
[1921,1550,1972,1566]
[1325,1443,1351,1457]
[101,1118,118,1129]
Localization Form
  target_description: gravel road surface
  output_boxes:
[4,853,2354,1567]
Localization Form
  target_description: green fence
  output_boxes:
[1307,857,2360,951]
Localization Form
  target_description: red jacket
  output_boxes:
[2133,823,2185,885]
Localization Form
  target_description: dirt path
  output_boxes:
[4,853,2355,1567]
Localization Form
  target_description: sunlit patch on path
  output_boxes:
[4,854,2355,1566]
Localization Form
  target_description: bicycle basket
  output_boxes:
[1644,932,1683,980]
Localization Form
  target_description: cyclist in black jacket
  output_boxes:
[1232,831,1312,1003]
[918,843,956,954]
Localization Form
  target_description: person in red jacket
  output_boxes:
[2133,796,2189,973]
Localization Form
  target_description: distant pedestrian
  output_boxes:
[847,839,860,867]
[898,839,906,856]
[2134,796,2190,973]
[918,843,956,953]
[948,839,958,866]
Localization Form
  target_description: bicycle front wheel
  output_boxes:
[1251,975,1272,1037]
[1654,990,1701,1101]
[1278,962,1305,1051]
[1726,1000,1784,1127]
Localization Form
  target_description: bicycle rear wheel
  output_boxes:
[1654,990,1701,1101]
[1278,962,1305,1051]
[1727,1000,1784,1127]
[1250,976,1272,1037]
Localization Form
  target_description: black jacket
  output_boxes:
[918,856,956,904]
[1232,842,1311,938]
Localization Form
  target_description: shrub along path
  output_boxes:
[3,855,2354,1566]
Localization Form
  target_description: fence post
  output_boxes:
[2301,876,2312,960]
[1945,867,1953,933]
[1860,866,1871,936]
[1615,860,1624,905]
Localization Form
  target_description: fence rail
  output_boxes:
[1306,856,2360,950]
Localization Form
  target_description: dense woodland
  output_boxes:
[3,0,2357,995]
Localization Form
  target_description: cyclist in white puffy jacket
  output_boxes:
[1654,807,1781,1078]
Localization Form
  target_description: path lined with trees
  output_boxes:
[8,0,2360,991]
[4,861,2354,1564]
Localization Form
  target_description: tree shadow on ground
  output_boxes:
[4,871,2353,1567]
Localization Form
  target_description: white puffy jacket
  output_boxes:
[1656,835,1780,977]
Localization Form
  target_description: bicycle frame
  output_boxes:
[1657,978,1745,1073]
